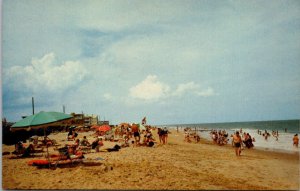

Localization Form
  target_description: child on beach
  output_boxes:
[120,135,129,147]
[80,136,90,146]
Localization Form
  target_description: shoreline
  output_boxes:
[2,129,299,190]
[177,127,300,153]
[199,135,300,155]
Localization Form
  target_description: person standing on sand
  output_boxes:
[233,131,242,156]
[163,127,169,144]
[131,123,140,146]
[158,128,165,144]
[293,134,299,147]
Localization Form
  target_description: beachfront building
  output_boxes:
[90,114,99,125]
[84,114,99,126]
[70,113,100,127]
[99,120,109,125]
[70,113,84,125]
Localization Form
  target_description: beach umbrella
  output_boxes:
[11,111,73,132]
[10,111,73,162]
[97,124,111,132]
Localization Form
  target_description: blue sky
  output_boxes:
[2,0,300,125]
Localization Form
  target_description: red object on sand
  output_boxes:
[28,159,50,166]
[97,125,111,132]
[91,125,101,129]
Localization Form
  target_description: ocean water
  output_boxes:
[162,120,300,153]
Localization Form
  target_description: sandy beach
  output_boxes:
[2,129,299,190]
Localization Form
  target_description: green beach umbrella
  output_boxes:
[11,111,73,132]
[11,111,73,162]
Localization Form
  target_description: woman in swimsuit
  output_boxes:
[233,131,242,156]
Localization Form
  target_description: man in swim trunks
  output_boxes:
[233,131,242,156]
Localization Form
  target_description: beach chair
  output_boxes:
[49,146,72,169]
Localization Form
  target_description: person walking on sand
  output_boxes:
[293,134,299,147]
[233,131,242,156]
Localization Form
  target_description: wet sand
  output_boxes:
[2,129,299,190]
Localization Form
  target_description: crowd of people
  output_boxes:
[112,123,158,147]
[207,129,255,156]
[210,130,229,145]
[10,123,299,161]
[62,124,159,157]
[9,120,169,161]
[258,129,299,148]
[184,128,200,143]
[257,129,279,141]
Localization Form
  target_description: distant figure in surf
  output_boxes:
[293,134,299,148]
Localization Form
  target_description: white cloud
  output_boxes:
[197,87,215,97]
[173,82,216,97]
[129,75,215,101]
[173,82,200,97]
[129,75,170,100]
[5,53,87,93]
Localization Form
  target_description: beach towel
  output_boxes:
[28,159,50,166]
[28,158,83,168]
